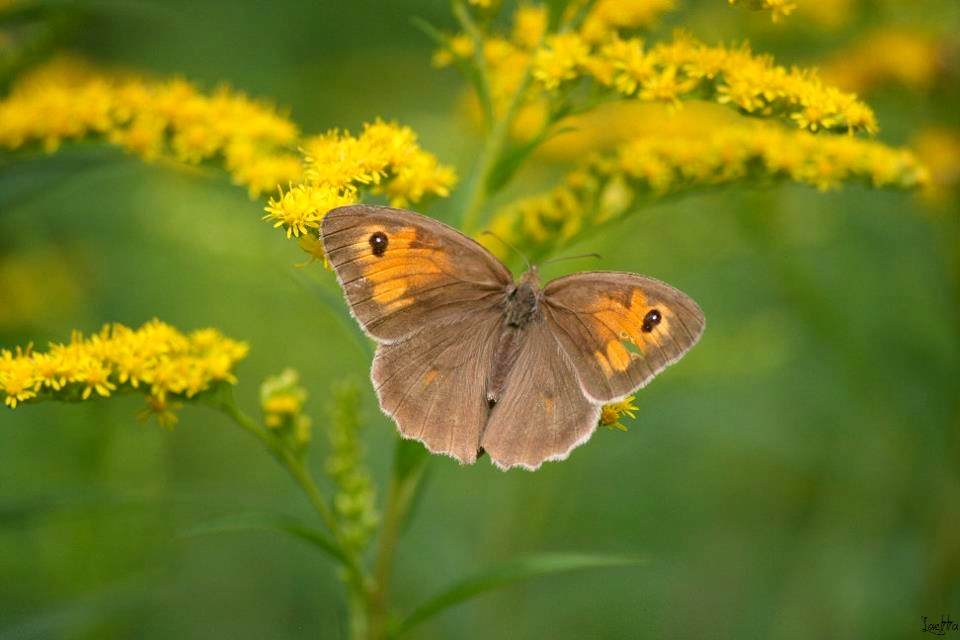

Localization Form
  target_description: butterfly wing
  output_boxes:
[372,309,503,464]
[321,205,512,342]
[322,204,514,463]
[543,271,705,403]
[480,319,600,471]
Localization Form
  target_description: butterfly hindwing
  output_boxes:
[372,310,504,464]
[481,318,600,470]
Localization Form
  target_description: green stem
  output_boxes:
[368,440,430,639]
[213,391,374,633]
[452,1,494,128]
[458,63,535,234]
[367,474,404,638]
[456,25,536,234]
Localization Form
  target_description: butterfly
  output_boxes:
[320,205,705,470]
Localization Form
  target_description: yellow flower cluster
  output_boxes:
[598,32,875,132]
[435,1,675,117]
[263,120,457,241]
[435,3,877,134]
[600,396,639,431]
[260,368,311,446]
[485,112,928,258]
[821,28,944,94]
[614,121,926,191]
[0,57,458,251]
[1,320,248,426]
[0,56,302,197]
[728,0,797,23]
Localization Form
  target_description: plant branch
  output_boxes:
[212,390,372,599]
[368,439,430,639]
[458,62,535,234]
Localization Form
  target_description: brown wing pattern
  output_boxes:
[481,318,600,471]
[321,205,512,342]
[543,272,705,403]
[372,311,504,464]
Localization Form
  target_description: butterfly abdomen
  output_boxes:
[486,272,543,408]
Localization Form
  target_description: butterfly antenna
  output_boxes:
[481,230,531,270]
[540,252,603,266]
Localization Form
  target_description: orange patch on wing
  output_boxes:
[355,226,449,313]
[421,369,438,388]
[543,395,555,418]
[594,350,613,377]
[588,289,649,375]
[605,340,632,372]
[585,287,685,376]
[628,288,647,312]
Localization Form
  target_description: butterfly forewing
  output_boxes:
[543,272,705,403]
[321,205,512,342]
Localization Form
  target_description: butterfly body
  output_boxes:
[320,205,705,471]
[488,267,542,406]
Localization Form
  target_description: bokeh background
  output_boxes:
[1,1,958,638]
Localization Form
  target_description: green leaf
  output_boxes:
[410,16,445,48]
[392,552,647,637]
[177,512,348,566]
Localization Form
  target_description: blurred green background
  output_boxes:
[1,1,958,638]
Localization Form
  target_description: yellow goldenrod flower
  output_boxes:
[377,148,459,207]
[0,57,301,196]
[263,184,357,239]
[614,32,876,133]
[596,37,656,96]
[432,33,476,68]
[460,24,877,134]
[0,347,38,408]
[136,394,183,429]
[486,104,927,258]
[1,320,248,422]
[265,120,456,241]
[600,396,639,431]
[0,57,455,236]
[261,369,311,446]
[728,0,797,23]
[512,4,548,50]
[533,32,591,91]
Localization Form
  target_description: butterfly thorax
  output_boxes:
[487,267,543,409]
[504,267,542,328]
